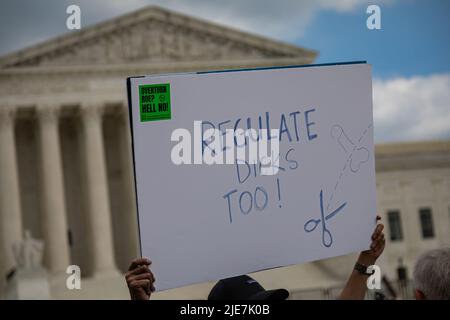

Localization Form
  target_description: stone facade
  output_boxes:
[375,142,450,280]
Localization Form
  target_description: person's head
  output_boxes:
[413,248,450,300]
[208,275,289,300]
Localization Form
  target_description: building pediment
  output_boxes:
[0,6,316,69]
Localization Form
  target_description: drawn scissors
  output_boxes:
[304,190,347,247]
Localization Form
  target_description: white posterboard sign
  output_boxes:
[127,62,376,291]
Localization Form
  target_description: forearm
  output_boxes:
[339,254,376,300]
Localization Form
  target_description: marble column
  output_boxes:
[81,103,117,275]
[37,105,71,273]
[0,106,23,277]
[118,107,139,260]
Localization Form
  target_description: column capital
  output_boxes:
[0,106,17,126]
[36,105,61,123]
[80,103,107,125]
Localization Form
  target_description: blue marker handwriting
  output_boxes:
[202,109,318,155]
[223,147,299,223]
[218,109,318,224]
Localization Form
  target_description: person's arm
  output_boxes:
[339,217,385,300]
[125,258,155,300]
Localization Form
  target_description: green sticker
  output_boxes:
[139,83,171,122]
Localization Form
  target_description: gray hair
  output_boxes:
[413,248,450,299]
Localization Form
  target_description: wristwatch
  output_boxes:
[354,262,374,275]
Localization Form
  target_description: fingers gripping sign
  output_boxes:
[125,258,155,300]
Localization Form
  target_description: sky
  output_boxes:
[0,0,449,143]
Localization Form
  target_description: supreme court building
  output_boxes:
[0,6,449,299]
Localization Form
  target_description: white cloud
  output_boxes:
[373,74,450,142]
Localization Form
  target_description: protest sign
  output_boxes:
[127,62,376,290]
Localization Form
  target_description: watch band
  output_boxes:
[354,262,374,275]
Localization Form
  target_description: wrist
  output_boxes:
[357,253,376,266]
